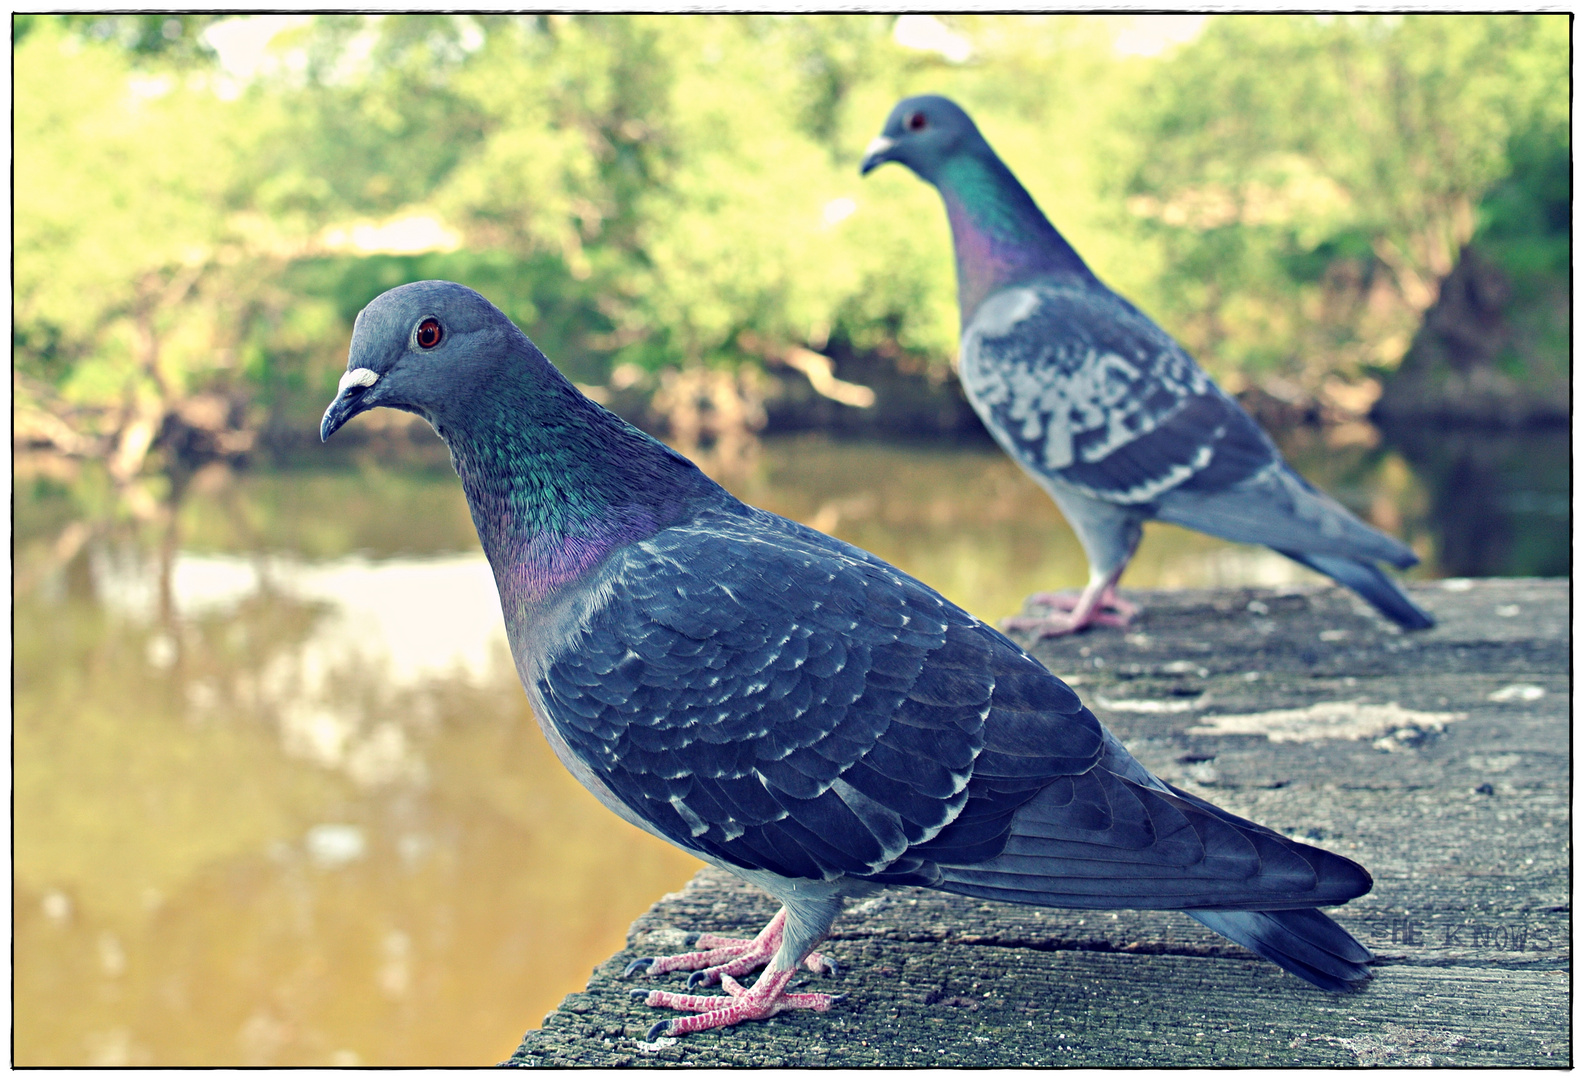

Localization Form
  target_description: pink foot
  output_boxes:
[1027,589,1139,620]
[1002,583,1138,638]
[1001,609,1131,637]
[624,909,835,990]
[637,969,844,1040]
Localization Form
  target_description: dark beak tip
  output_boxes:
[320,398,350,443]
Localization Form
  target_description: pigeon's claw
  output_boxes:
[624,957,656,977]
[1026,588,1140,620]
[629,909,845,1036]
[631,908,836,989]
[1001,609,1132,638]
[1002,576,1137,638]
[640,970,843,1037]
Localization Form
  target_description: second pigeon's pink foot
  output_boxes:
[1002,609,1130,637]
[1002,581,1138,638]
[624,908,835,990]
[638,969,843,1040]
[1026,588,1139,620]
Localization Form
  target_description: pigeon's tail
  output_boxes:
[1189,908,1374,992]
[931,763,1373,912]
[1280,550,1435,630]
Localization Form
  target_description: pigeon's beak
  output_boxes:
[320,367,381,442]
[859,135,896,176]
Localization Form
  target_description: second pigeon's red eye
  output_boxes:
[906,111,927,131]
[416,317,443,349]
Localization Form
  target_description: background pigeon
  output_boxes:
[861,95,1434,637]
[321,281,1374,1040]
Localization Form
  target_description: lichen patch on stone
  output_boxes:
[1188,701,1465,745]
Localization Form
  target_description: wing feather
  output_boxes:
[958,282,1275,506]
[538,505,1363,910]
[538,509,1098,881]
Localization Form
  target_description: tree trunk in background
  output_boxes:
[1373,243,1569,428]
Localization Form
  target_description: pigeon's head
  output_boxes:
[860,94,985,182]
[321,280,525,441]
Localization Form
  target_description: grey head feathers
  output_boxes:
[860,94,988,180]
[321,280,543,442]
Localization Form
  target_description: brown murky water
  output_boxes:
[15,428,1554,1065]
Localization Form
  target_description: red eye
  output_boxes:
[416,317,442,349]
[906,111,927,132]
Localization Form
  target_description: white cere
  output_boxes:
[338,367,380,393]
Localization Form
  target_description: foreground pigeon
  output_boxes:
[862,95,1433,636]
[321,281,1374,1040]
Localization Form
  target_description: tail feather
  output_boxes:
[930,757,1374,992]
[1190,908,1374,991]
[1154,463,1419,568]
[1281,549,1435,630]
[934,766,1373,912]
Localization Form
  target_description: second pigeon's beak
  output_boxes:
[320,367,381,442]
[859,135,896,176]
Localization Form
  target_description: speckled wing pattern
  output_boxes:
[537,507,1105,886]
[535,508,1371,914]
[958,281,1276,506]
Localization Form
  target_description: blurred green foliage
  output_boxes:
[13,13,1569,483]
[1121,13,1569,388]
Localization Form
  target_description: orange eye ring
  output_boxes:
[416,317,443,349]
[906,111,927,132]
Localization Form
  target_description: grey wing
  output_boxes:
[538,507,1371,914]
[958,282,1277,507]
[536,510,1104,885]
[960,281,1416,566]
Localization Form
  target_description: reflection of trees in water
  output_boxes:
[16,527,338,1061]
[14,478,700,1065]
[16,760,696,1064]
[1378,424,1570,578]
[1267,421,1570,579]
[19,462,500,795]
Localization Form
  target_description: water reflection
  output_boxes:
[16,520,700,1065]
[1377,423,1571,577]
[13,427,1565,1064]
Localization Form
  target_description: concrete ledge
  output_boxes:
[508,578,1569,1067]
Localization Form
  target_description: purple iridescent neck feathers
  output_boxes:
[934,153,1094,321]
[440,364,714,610]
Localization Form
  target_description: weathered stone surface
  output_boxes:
[506,578,1568,1067]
